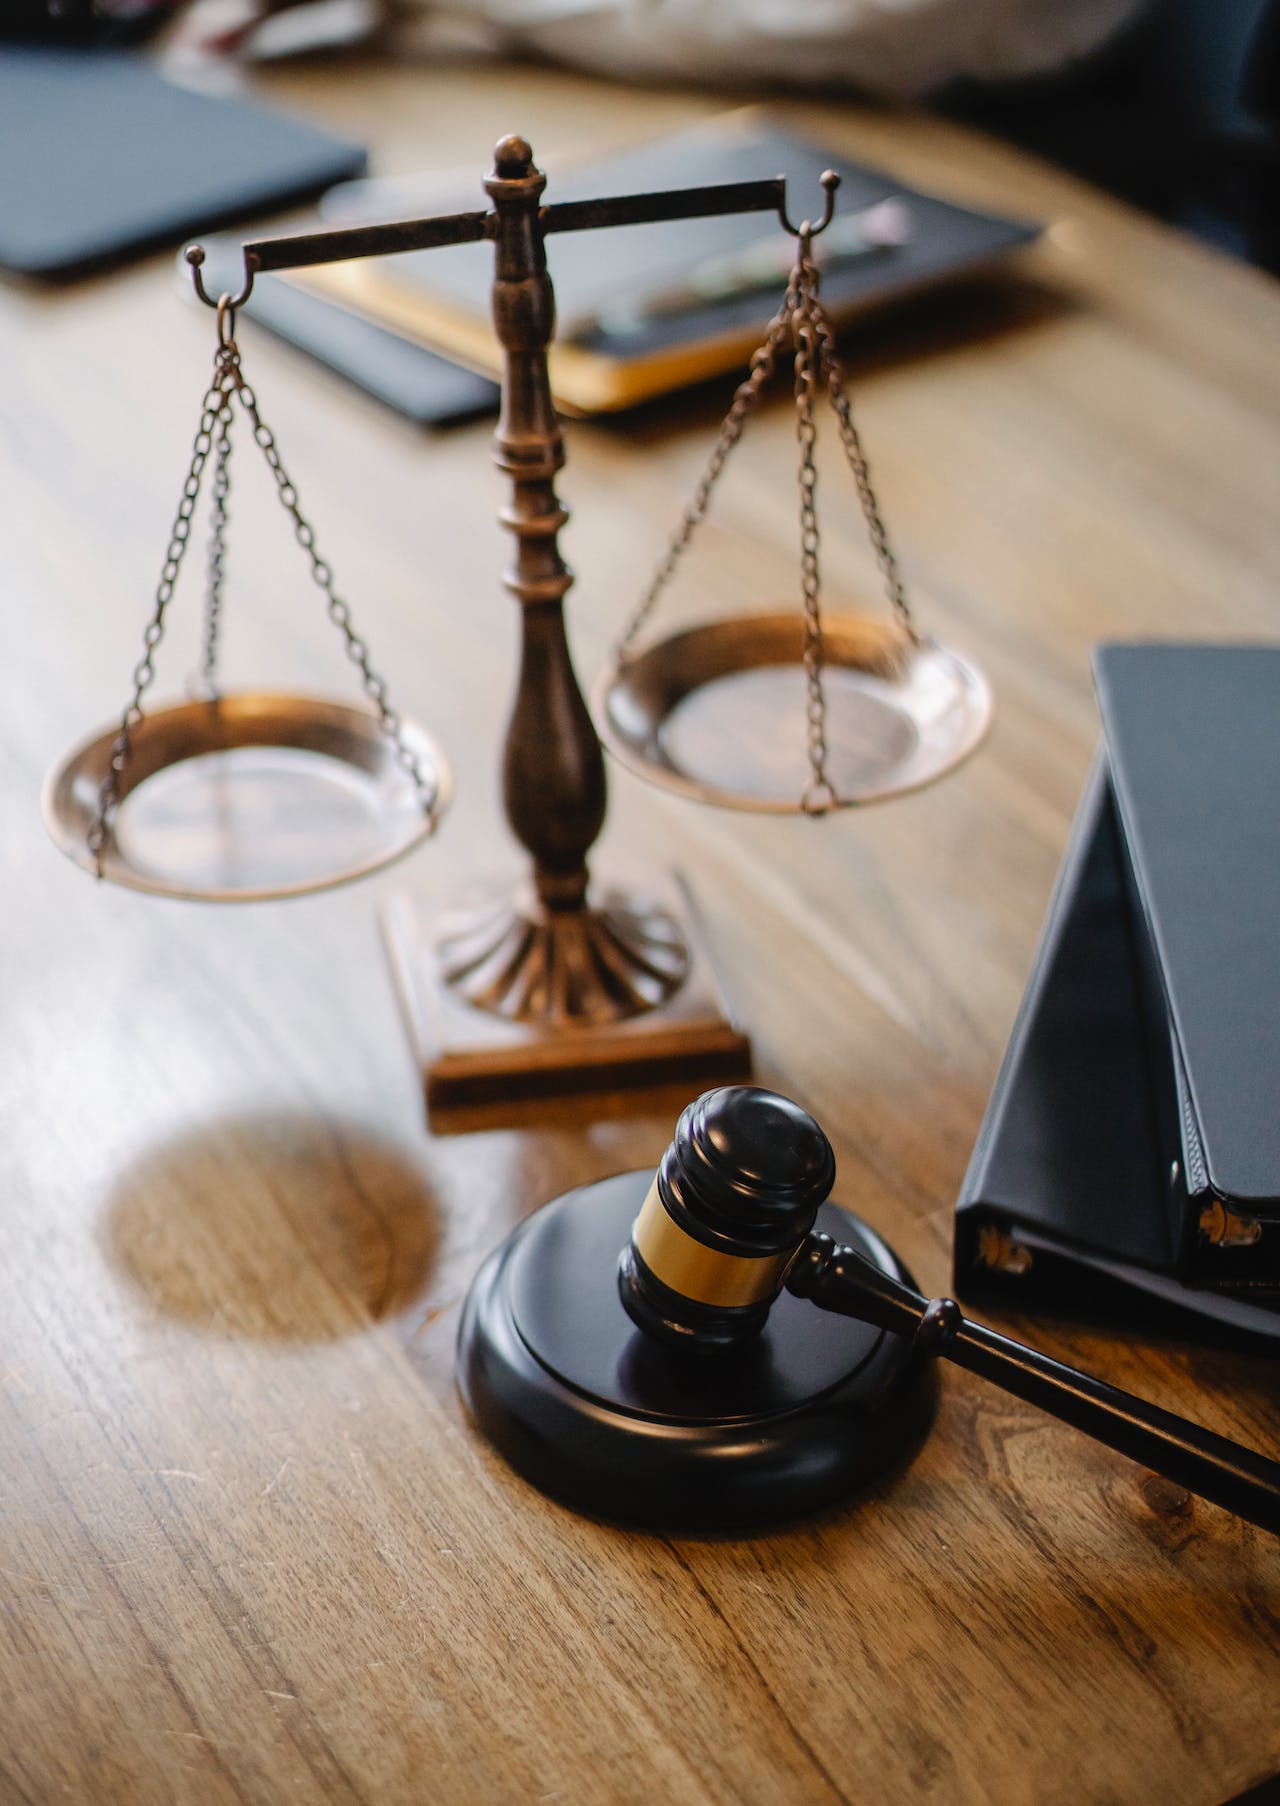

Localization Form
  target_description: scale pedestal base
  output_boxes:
[457,1172,935,1530]
[381,872,751,1119]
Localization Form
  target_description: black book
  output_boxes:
[188,237,500,429]
[0,47,366,278]
[305,111,1039,414]
[955,643,1280,1347]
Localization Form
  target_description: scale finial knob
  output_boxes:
[493,134,534,178]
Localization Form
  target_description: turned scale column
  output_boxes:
[433,136,690,1028]
[488,137,604,912]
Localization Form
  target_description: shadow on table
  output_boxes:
[101,1112,441,1342]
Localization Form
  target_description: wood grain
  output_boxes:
[1,56,1277,1806]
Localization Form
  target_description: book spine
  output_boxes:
[1113,758,1280,1291]
[1175,1038,1280,1290]
[954,753,1109,1298]
[1110,770,1194,1275]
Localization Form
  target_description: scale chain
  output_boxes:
[226,342,439,819]
[88,321,438,867]
[794,251,835,815]
[809,298,916,640]
[616,254,916,661]
[198,373,234,698]
[615,282,801,663]
[613,227,917,813]
[87,346,235,867]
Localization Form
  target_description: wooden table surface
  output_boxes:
[3,53,1278,1806]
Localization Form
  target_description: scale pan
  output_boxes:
[43,692,451,902]
[594,613,992,814]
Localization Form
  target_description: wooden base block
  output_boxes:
[381,872,752,1123]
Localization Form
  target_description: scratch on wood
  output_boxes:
[261,1458,291,1500]
[0,1566,58,1590]
[413,1300,459,1335]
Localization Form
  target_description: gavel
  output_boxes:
[458,1086,1280,1533]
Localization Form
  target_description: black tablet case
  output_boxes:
[373,118,1041,354]
[338,118,1039,402]
[238,276,500,427]
[955,644,1280,1347]
[190,235,500,428]
[0,47,366,277]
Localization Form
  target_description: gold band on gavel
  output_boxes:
[631,1181,798,1309]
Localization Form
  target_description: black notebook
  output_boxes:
[190,235,500,428]
[304,112,1040,414]
[955,643,1280,1347]
[0,48,366,277]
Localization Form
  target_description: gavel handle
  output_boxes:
[786,1233,1280,1534]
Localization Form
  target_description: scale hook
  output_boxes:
[778,169,841,240]
[185,243,258,311]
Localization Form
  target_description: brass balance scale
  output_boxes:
[43,135,991,1113]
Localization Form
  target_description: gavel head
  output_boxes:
[618,1086,835,1349]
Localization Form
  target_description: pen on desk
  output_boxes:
[593,196,912,337]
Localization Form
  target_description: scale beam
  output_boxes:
[245,208,491,273]
[192,176,800,307]
[539,176,788,235]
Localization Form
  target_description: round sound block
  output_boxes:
[457,1171,936,1530]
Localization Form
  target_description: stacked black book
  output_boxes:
[956,644,1280,1348]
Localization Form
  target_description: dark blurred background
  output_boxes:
[945,0,1280,274]
[6,0,1279,274]
[3,0,179,44]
